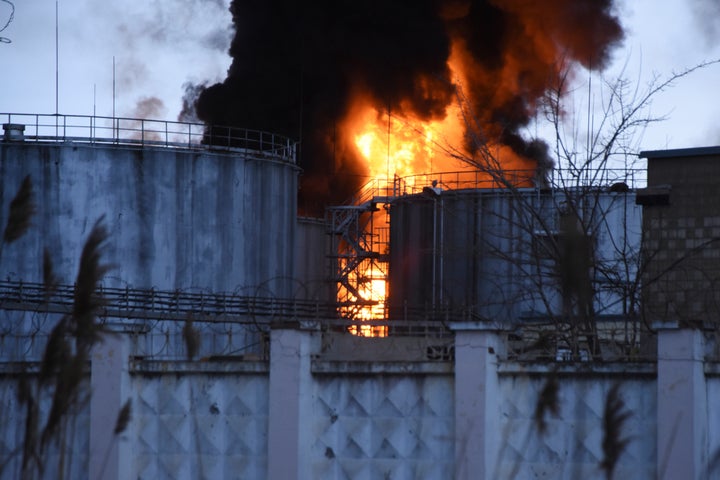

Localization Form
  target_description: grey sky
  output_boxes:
[0,0,718,151]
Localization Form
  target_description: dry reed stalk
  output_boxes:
[183,315,200,360]
[113,399,132,435]
[39,317,71,384]
[534,373,559,434]
[41,355,85,448]
[1,175,117,477]
[43,248,58,300]
[72,218,112,351]
[98,398,133,478]
[20,392,40,476]
[600,382,631,479]
[2,174,35,244]
[37,219,113,452]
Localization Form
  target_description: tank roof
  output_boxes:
[639,146,720,159]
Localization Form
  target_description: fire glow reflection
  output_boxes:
[347,263,388,337]
[341,89,471,336]
[338,45,551,335]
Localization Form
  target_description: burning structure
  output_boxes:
[5,1,715,478]
[196,0,624,213]
[0,115,706,478]
[0,115,673,477]
[192,0,628,333]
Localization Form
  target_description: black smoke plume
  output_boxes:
[196,0,624,214]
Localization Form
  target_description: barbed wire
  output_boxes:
[0,0,15,44]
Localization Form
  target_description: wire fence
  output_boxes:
[0,280,661,362]
[502,318,657,363]
[0,280,337,325]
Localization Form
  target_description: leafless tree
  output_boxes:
[434,59,720,360]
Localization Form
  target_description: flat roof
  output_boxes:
[639,146,720,159]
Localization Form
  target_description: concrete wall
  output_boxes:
[309,372,454,478]
[495,370,656,478]
[130,371,269,479]
[6,322,720,480]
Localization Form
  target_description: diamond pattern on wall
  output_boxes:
[312,375,454,479]
[132,373,268,480]
[496,376,656,479]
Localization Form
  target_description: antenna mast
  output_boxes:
[55,0,59,115]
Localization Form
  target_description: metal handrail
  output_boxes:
[334,164,646,209]
[394,167,646,195]
[0,113,297,163]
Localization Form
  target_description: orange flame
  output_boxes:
[347,263,388,337]
[340,46,537,335]
[343,43,537,187]
[340,94,469,336]
[342,95,469,184]
[338,56,475,337]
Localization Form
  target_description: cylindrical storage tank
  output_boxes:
[388,186,642,324]
[0,139,299,297]
[294,216,333,302]
[388,188,549,323]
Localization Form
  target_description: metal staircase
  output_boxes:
[326,179,396,320]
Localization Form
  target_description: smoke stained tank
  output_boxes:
[388,188,532,322]
[388,186,641,323]
[0,118,299,298]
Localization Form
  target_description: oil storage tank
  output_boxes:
[0,115,299,298]
[387,185,641,324]
[388,188,533,323]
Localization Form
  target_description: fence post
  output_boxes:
[267,321,317,479]
[89,327,131,480]
[450,321,506,480]
[655,322,707,480]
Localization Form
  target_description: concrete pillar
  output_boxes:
[89,331,131,480]
[267,323,316,480]
[451,321,505,480]
[656,324,707,480]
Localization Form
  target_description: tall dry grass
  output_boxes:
[0,176,129,479]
